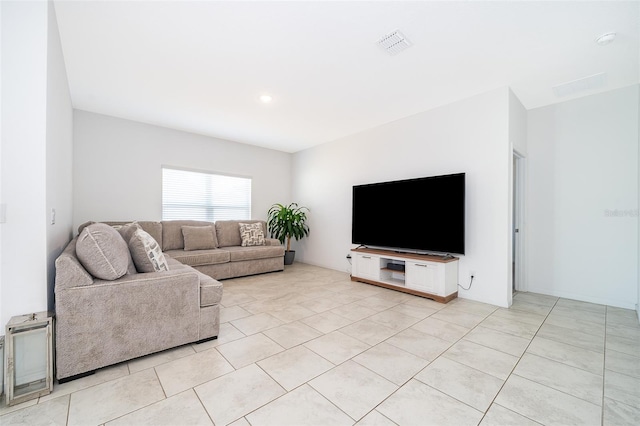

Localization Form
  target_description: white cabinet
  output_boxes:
[405,261,437,293]
[351,248,459,303]
[353,253,380,281]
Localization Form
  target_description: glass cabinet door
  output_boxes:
[5,313,53,406]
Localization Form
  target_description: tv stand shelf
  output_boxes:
[351,248,459,303]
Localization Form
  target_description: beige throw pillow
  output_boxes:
[182,225,218,251]
[113,222,141,274]
[76,223,130,280]
[239,222,265,247]
[113,222,141,243]
[129,228,170,273]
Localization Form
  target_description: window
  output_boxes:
[162,167,251,221]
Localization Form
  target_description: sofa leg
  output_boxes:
[196,335,218,344]
[58,370,96,384]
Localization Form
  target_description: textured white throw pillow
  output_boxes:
[239,222,266,247]
[129,228,170,273]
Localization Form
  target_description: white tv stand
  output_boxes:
[351,248,459,303]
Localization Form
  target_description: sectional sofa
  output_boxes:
[54,219,284,382]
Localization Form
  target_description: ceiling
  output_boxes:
[53,1,640,153]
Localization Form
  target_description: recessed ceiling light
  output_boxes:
[595,32,616,46]
[259,94,273,103]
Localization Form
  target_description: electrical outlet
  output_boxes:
[346,254,352,259]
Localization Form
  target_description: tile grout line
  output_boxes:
[352,304,510,424]
[192,387,216,426]
[475,294,560,425]
[65,391,71,426]
[346,304,507,423]
[232,362,289,425]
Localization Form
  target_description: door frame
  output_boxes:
[513,151,526,293]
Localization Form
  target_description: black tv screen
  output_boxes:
[352,173,465,255]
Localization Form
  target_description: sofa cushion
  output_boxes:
[76,223,130,281]
[198,274,223,307]
[164,248,230,267]
[129,228,170,273]
[239,222,266,247]
[225,245,285,262]
[182,225,218,251]
[215,220,267,248]
[164,257,222,307]
[162,220,214,251]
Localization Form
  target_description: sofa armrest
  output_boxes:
[55,238,94,290]
[55,268,202,379]
[265,238,282,247]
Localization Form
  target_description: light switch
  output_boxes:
[50,208,56,225]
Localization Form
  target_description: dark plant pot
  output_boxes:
[284,250,295,265]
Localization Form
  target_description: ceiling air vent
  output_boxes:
[377,30,411,56]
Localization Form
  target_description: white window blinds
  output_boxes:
[162,167,251,221]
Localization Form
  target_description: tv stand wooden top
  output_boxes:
[351,247,459,263]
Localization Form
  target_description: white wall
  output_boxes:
[46,1,73,313]
[73,111,291,231]
[292,88,513,307]
[1,0,49,328]
[527,85,639,309]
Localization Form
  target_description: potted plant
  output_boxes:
[267,203,310,265]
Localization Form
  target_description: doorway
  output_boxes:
[512,152,525,293]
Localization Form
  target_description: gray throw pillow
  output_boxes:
[113,221,141,243]
[182,225,218,251]
[239,222,266,247]
[113,222,141,274]
[76,223,130,280]
[129,228,170,273]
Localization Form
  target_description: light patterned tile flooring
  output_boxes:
[1,263,639,425]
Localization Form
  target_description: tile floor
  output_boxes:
[1,263,639,425]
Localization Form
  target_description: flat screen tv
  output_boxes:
[352,173,465,255]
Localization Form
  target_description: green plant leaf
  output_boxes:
[267,202,310,251]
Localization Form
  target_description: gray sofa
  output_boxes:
[54,219,284,382]
[78,219,285,280]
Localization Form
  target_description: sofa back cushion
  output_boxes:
[162,220,213,250]
[76,223,130,280]
[215,220,267,248]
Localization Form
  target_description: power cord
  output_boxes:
[458,275,474,291]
